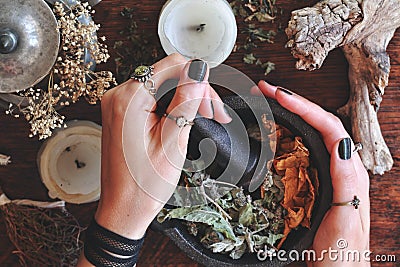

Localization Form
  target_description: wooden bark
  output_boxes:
[285,0,400,174]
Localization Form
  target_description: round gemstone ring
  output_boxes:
[163,113,194,128]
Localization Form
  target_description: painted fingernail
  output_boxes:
[264,80,277,86]
[210,100,215,118]
[277,87,293,95]
[188,59,207,82]
[339,137,352,160]
[223,105,232,118]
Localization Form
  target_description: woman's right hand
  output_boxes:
[255,81,370,266]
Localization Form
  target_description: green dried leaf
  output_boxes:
[239,5,248,17]
[243,53,257,64]
[183,208,237,241]
[216,196,234,211]
[248,23,256,29]
[161,206,237,241]
[171,188,186,207]
[229,241,247,259]
[231,0,278,75]
[238,203,256,227]
[245,12,275,23]
[157,206,199,223]
[203,178,236,200]
[255,12,276,22]
[209,239,236,253]
[254,28,276,43]
[253,233,285,247]
[262,61,275,76]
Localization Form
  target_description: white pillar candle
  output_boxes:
[158,0,237,68]
[37,120,101,204]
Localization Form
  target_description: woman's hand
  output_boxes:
[255,81,370,266]
[95,54,231,239]
[77,54,231,266]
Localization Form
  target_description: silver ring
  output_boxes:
[131,65,156,95]
[163,113,194,128]
[331,195,360,209]
[144,79,156,95]
[353,143,363,153]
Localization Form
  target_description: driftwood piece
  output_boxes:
[285,0,400,174]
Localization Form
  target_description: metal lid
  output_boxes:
[0,0,60,93]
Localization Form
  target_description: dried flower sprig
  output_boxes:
[12,87,67,139]
[5,1,116,139]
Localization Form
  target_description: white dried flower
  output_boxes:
[0,154,11,166]
[6,1,117,140]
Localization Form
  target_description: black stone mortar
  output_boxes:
[152,95,332,267]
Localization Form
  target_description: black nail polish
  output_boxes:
[188,59,207,82]
[339,138,352,160]
[277,87,293,95]
[210,100,215,118]
[223,105,232,118]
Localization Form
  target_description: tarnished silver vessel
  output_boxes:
[0,0,102,108]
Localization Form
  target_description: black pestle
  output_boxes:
[189,116,270,191]
[156,84,271,191]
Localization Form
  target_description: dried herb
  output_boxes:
[243,24,277,44]
[243,53,275,75]
[5,1,116,139]
[261,120,319,248]
[230,0,280,76]
[159,184,286,259]
[0,193,83,266]
[159,150,287,259]
[231,0,278,23]
[113,8,165,82]
[243,53,257,64]
[159,119,319,260]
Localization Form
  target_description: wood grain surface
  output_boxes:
[0,0,399,266]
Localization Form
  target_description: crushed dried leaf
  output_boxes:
[159,118,319,259]
[265,123,319,248]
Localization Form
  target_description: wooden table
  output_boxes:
[0,1,399,266]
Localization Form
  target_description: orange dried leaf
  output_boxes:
[268,123,319,248]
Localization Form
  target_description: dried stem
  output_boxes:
[200,186,232,221]
[0,194,83,266]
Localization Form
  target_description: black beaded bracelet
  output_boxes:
[84,219,145,267]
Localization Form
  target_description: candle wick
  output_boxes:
[75,159,86,169]
[196,24,206,32]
